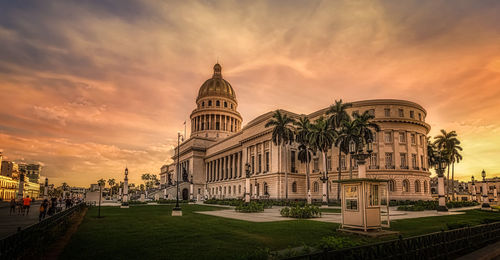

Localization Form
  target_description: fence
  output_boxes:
[0,202,86,259]
[287,221,500,260]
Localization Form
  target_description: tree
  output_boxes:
[433,130,459,199]
[97,179,106,218]
[108,178,116,199]
[265,110,295,200]
[294,116,313,204]
[308,116,336,203]
[335,119,360,179]
[326,99,352,201]
[449,140,463,200]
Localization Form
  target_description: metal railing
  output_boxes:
[286,221,500,260]
[0,202,86,259]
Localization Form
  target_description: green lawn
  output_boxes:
[60,205,500,260]
[320,208,341,213]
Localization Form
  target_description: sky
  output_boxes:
[0,0,499,187]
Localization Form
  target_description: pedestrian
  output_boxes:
[9,198,16,215]
[17,198,23,215]
[48,197,57,216]
[23,195,32,216]
[39,199,49,221]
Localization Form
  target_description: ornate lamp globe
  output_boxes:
[367,139,373,153]
[481,170,486,180]
[349,139,356,154]
[471,175,474,184]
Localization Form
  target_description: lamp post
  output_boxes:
[172,132,183,216]
[481,170,490,210]
[244,163,251,203]
[121,168,129,208]
[436,156,448,211]
[350,139,373,179]
[471,175,476,202]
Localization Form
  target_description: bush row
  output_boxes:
[280,205,322,219]
[203,198,339,207]
[397,200,479,211]
[235,202,267,213]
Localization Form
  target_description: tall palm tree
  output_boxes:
[335,119,360,179]
[308,116,336,204]
[294,116,313,204]
[108,178,116,199]
[426,137,438,169]
[352,111,380,143]
[433,130,459,199]
[265,110,295,200]
[326,99,352,201]
[449,141,463,200]
[97,179,106,217]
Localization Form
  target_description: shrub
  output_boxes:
[280,205,321,218]
[235,201,264,213]
[317,236,359,251]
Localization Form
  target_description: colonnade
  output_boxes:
[206,151,243,182]
[191,114,241,133]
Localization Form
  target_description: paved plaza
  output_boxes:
[196,205,479,223]
[0,202,41,239]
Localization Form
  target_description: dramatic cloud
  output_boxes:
[0,0,499,186]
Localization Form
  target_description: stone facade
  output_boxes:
[160,64,433,201]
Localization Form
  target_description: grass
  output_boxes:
[60,205,500,260]
[319,208,341,213]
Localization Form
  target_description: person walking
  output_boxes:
[17,198,23,215]
[23,195,32,216]
[39,199,49,221]
[48,197,57,216]
[9,198,16,215]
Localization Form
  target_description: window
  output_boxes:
[208,100,212,106]
[291,151,296,173]
[345,185,358,210]
[412,154,417,168]
[340,155,346,169]
[233,185,236,194]
[327,156,332,171]
[264,182,268,195]
[292,182,297,193]
[224,186,226,194]
[369,184,379,206]
[313,158,319,172]
[238,185,241,194]
[228,186,231,194]
[216,100,220,106]
[410,111,414,118]
[231,104,233,109]
[388,180,396,192]
[385,153,393,167]
[384,132,393,143]
[420,136,424,146]
[384,108,390,117]
[251,156,255,174]
[202,101,205,107]
[400,153,407,168]
[402,179,410,192]
[265,152,270,172]
[418,113,422,121]
[313,182,319,192]
[224,101,227,107]
[411,133,416,145]
[370,153,377,166]
[398,109,404,117]
[399,132,406,143]
[415,180,421,192]
[250,184,252,195]
[424,181,428,193]
[420,155,424,168]
[216,122,220,130]
[258,154,262,173]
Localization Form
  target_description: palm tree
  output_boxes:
[426,137,438,169]
[449,141,463,200]
[108,178,116,199]
[97,179,106,218]
[294,116,312,204]
[265,110,295,200]
[433,130,459,199]
[327,99,352,201]
[308,116,336,204]
[335,119,360,179]
[352,111,380,143]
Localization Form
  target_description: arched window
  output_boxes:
[238,185,241,194]
[388,180,396,192]
[402,179,410,192]
[292,182,297,193]
[264,182,269,195]
[313,182,319,192]
[224,101,227,107]
[233,185,236,195]
[424,181,428,193]
[228,186,231,194]
[216,100,220,107]
[202,101,205,107]
[208,100,212,106]
[415,180,421,192]
[231,104,234,109]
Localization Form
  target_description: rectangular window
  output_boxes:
[327,156,332,171]
[258,154,262,173]
[384,132,393,143]
[384,108,390,117]
[290,151,296,173]
[340,155,346,169]
[265,152,270,172]
[412,154,417,168]
[400,153,407,168]
[418,113,422,121]
[411,133,416,145]
[410,111,414,118]
[420,136,424,146]
[251,156,255,174]
[399,132,406,143]
[370,153,377,166]
[345,185,358,211]
[421,155,424,168]
[385,153,393,167]
[313,158,319,172]
[398,109,404,117]
[369,184,379,207]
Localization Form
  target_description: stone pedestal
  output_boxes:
[172,209,183,216]
[437,176,448,211]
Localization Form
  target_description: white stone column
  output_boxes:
[437,175,447,211]
[482,181,490,209]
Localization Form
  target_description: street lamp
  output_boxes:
[436,155,448,211]
[172,132,183,216]
[471,175,476,202]
[244,163,251,202]
[481,169,490,210]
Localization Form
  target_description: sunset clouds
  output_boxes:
[1,0,499,186]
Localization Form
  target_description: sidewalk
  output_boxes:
[456,240,500,260]
[0,202,41,239]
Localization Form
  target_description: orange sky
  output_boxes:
[0,1,499,187]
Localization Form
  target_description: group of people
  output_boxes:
[9,195,33,216]
[9,195,81,222]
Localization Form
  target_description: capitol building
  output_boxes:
[159,64,432,202]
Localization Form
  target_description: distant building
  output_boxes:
[18,163,41,183]
[89,184,100,192]
[1,161,19,179]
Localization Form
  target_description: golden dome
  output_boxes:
[197,63,236,102]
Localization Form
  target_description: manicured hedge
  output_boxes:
[235,202,265,213]
[280,205,322,219]
[396,200,479,211]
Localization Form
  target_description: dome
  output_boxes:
[197,63,237,102]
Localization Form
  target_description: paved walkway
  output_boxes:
[196,206,471,223]
[0,202,41,239]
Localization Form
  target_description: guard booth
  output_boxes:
[335,179,390,232]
